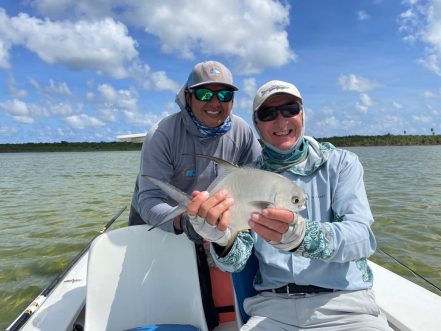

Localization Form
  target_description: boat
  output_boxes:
[116,133,146,143]
[7,209,441,331]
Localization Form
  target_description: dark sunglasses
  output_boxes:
[256,103,302,122]
[191,88,234,102]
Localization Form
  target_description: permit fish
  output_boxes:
[144,154,307,235]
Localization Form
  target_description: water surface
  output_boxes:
[1,147,440,328]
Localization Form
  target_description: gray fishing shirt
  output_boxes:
[131,105,261,233]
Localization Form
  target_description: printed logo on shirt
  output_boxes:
[185,169,196,177]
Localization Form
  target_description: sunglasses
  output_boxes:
[256,103,302,122]
[191,88,234,102]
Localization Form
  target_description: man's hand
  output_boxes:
[186,189,234,246]
[249,208,305,251]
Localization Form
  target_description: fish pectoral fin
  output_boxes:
[249,201,273,210]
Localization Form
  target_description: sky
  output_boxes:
[0,0,440,143]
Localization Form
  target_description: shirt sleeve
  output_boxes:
[136,127,178,233]
[295,151,377,262]
[210,231,254,272]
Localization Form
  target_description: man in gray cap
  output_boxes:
[128,60,260,329]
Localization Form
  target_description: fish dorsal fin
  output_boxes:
[183,153,240,170]
[183,153,240,192]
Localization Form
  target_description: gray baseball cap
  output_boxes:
[187,60,238,91]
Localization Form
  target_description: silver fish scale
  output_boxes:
[144,155,307,235]
[207,167,306,233]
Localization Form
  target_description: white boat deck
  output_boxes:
[9,226,441,331]
[370,261,441,331]
[10,252,88,331]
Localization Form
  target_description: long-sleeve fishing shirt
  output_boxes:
[130,101,261,233]
[211,146,377,291]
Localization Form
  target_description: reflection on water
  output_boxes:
[1,147,441,328]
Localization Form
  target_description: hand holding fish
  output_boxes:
[250,208,306,251]
[186,189,235,246]
[144,155,307,242]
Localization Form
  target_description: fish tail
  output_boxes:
[143,175,191,206]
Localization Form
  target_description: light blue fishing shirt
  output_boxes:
[211,137,377,291]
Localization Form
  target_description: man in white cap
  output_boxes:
[186,80,392,330]
[129,60,261,329]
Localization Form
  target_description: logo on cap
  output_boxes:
[211,67,221,76]
[260,84,290,97]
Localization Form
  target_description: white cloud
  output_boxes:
[316,115,341,130]
[28,0,296,74]
[97,84,138,111]
[0,99,40,123]
[0,123,18,135]
[355,93,374,113]
[338,74,379,92]
[29,0,114,19]
[1,8,180,86]
[358,11,370,21]
[237,77,256,112]
[321,106,335,116]
[64,113,105,129]
[419,53,441,76]
[124,110,170,127]
[129,63,179,92]
[49,102,78,116]
[242,78,257,98]
[30,78,73,96]
[141,0,295,74]
[9,14,137,78]
[412,113,432,124]
[393,101,403,109]
[399,0,441,76]
[47,80,72,95]
[423,90,436,97]
[7,75,28,98]
[0,40,11,69]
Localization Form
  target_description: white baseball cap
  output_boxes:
[253,80,302,112]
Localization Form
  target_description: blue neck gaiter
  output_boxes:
[186,106,232,137]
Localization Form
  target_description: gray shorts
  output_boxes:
[241,289,392,331]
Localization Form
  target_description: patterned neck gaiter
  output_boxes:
[186,106,232,137]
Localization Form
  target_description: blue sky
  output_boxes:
[0,0,440,143]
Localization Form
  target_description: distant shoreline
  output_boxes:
[1,134,440,153]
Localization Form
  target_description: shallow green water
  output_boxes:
[1,147,440,328]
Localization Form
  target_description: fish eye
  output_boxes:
[292,196,300,204]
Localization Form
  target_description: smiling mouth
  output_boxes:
[205,109,222,118]
[273,129,292,136]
